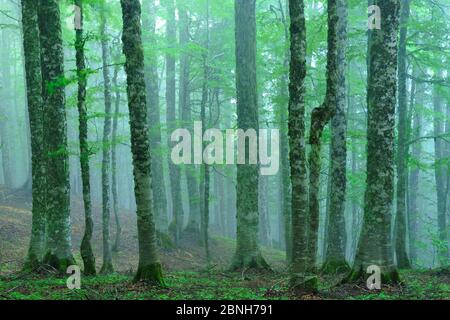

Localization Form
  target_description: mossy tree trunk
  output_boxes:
[38,0,75,272]
[22,0,46,270]
[75,0,96,275]
[231,0,269,271]
[307,0,339,275]
[322,0,350,275]
[347,0,401,284]
[288,0,310,291]
[120,0,164,285]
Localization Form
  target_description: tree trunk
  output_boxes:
[142,0,168,234]
[306,0,339,276]
[433,82,449,266]
[394,0,411,269]
[179,2,201,237]
[347,0,401,284]
[408,76,421,266]
[288,0,310,291]
[99,8,114,274]
[111,64,122,253]
[165,0,184,246]
[38,0,75,272]
[278,0,292,262]
[231,0,268,271]
[0,31,14,189]
[21,0,46,270]
[322,0,349,274]
[200,0,211,264]
[120,0,164,284]
[75,0,96,275]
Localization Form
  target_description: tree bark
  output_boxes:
[179,2,201,237]
[111,64,122,253]
[288,0,310,291]
[165,0,184,246]
[394,0,411,269]
[322,0,349,274]
[120,0,164,284]
[38,0,75,272]
[347,0,401,284]
[142,0,169,234]
[75,0,96,275]
[408,75,421,266]
[21,0,46,270]
[231,0,268,271]
[433,82,449,266]
[99,7,114,274]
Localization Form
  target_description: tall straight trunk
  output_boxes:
[288,0,310,291]
[179,2,201,236]
[433,83,449,266]
[231,0,268,271]
[99,8,114,274]
[165,0,184,245]
[22,0,46,269]
[75,0,96,275]
[111,64,122,252]
[38,0,75,271]
[307,0,339,274]
[200,0,211,263]
[278,0,292,262]
[142,0,168,233]
[120,0,163,284]
[394,0,411,269]
[322,0,349,274]
[408,77,421,266]
[348,0,401,283]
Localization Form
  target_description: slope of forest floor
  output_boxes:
[0,187,449,300]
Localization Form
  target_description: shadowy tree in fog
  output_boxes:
[231,0,269,271]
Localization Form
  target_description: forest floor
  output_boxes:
[0,187,449,300]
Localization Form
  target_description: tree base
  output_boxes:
[22,253,42,273]
[80,239,96,276]
[230,253,271,272]
[133,262,165,286]
[290,274,319,294]
[99,262,114,275]
[43,252,76,274]
[321,259,351,275]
